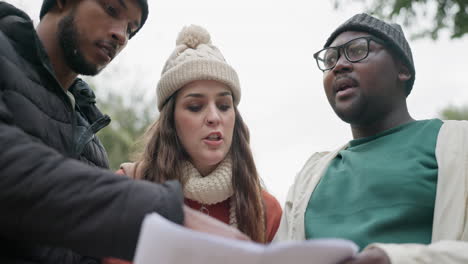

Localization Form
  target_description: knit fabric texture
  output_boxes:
[156,25,241,110]
[39,0,148,39]
[182,157,233,204]
[182,157,237,227]
[119,158,238,227]
[324,13,415,94]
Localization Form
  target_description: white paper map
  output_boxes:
[134,213,359,264]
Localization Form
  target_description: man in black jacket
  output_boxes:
[0,1,247,263]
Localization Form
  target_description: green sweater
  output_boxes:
[305,119,443,249]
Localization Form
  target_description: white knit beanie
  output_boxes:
[156,25,241,111]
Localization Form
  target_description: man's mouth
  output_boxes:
[97,42,117,60]
[333,76,359,94]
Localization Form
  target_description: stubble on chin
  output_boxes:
[57,12,102,76]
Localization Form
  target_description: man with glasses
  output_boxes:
[275,13,468,264]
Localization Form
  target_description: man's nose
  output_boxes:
[109,23,128,47]
[332,52,353,73]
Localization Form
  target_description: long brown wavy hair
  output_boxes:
[134,92,266,243]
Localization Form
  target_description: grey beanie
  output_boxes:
[39,0,148,38]
[156,25,241,111]
[325,13,415,95]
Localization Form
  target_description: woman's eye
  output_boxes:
[187,105,202,112]
[218,104,231,112]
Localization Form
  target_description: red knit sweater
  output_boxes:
[184,190,282,242]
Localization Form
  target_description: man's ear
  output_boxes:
[397,62,411,82]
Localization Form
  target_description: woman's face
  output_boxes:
[174,80,235,176]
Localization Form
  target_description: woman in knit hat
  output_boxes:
[114,25,281,250]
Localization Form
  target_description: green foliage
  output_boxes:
[333,0,468,39]
[96,92,156,171]
[439,105,468,120]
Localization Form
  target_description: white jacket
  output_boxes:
[274,120,468,263]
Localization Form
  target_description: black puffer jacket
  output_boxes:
[0,3,184,264]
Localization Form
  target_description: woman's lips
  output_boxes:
[203,138,223,147]
[203,132,223,147]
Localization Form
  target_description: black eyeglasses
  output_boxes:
[313,36,386,71]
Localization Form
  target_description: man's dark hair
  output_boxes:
[40,0,148,38]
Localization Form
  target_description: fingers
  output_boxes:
[339,247,391,264]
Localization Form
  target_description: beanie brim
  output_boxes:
[157,59,241,111]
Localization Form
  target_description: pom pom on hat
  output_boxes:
[156,25,241,111]
[176,25,212,48]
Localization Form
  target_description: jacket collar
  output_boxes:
[0,2,49,70]
[69,79,107,124]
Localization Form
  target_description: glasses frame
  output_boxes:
[313,36,386,72]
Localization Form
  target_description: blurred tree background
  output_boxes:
[85,78,157,171]
[440,105,468,120]
[333,0,468,39]
[96,92,155,170]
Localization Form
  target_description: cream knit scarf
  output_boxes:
[182,157,237,227]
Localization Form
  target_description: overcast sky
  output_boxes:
[7,0,468,204]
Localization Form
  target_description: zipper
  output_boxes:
[73,114,111,157]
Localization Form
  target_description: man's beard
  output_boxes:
[57,12,102,76]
